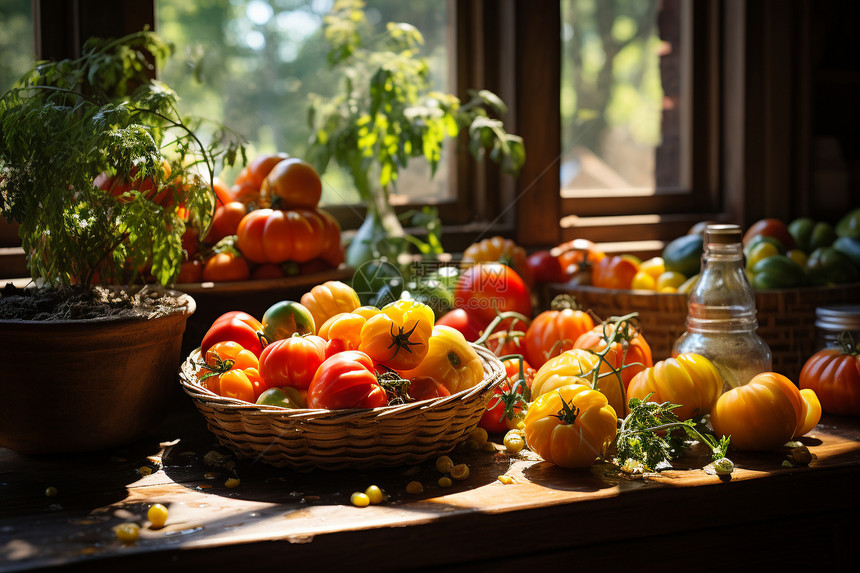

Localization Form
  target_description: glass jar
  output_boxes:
[672,224,772,391]
[815,305,860,350]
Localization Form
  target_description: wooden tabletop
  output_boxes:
[2,404,859,572]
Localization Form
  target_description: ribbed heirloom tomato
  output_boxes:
[307,351,388,410]
[359,300,435,371]
[236,208,328,264]
[461,236,534,286]
[523,383,618,469]
[524,302,595,368]
[627,353,722,421]
[573,319,653,390]
[200,311,264,358]
[798,333,860,416]
[300,281,362,329]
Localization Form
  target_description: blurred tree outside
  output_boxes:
[561,0,668,192]
[156,0,448,207]
[0,1,34,94]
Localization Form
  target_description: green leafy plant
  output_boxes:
[0,30,244,288]
[307,0,525,264]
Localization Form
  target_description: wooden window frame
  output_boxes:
[30,0,822,257]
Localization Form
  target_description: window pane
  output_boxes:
[0,1,34,93]
[560,0,685,195]
[156,0,450,207]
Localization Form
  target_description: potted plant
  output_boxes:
[306,0,526,268]
[0,31,244,454]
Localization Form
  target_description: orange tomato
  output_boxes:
[300,281,362,328]
[461,236,534,286]
[591,255,638,290]
[247,152,291,188]
[219,369,256,402]
[205,201,247,244]
[551,238,606,278]
[202,252,250,282]
[524,307,595,368]
[213,177,233,207]
[235,208,328,264]
[573,320,653,390]
[176,259,203,284]
[710,372,806,451]
[262,158,322,209]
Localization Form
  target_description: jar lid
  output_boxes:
[705,224,742,244]
[815,305,860,331]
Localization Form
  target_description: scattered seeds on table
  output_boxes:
[405,481,424,494]
[45,486,58,497]
[365,485,384,504]
[350,492,370,507]
[498,475,515,485]
[147,504,168,529]
[469,427,488,447]
[225,478,241,489]
[437,476,452,488]
[138,466,152,476]
[503,430,525,453]
[451,464,470,480]
[435,455,454,474]
[115,522,140,543]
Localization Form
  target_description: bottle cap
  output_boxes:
[705,224,742,244]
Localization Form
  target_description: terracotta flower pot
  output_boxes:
[0,291,196,454]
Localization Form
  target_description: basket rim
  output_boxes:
[178,343,507,422]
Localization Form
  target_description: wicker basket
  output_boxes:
[543,282,860,382]
[178,345,506,471]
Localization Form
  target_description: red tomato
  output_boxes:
[307,351,388,410]
[798,334,860,416]
[258,335,326,390]
[743,218,796,250]
[478,358,535,433]
[202,252,250,282]
[551,238,606,278]
[176,259,203,284]
[453,262,532,324]
[435,308,490,342]
[246,152,291,189]
[527,250,565,283]
[200,311,264,358]
[407,376,451,402]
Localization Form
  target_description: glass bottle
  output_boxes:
[672,224,772,391]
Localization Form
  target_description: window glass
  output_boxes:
[560,0,685,195]
[0,1,34,93]
[156,0,450,207]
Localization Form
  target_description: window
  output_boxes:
[0,1,34,93]
[156,0,452,209]
[556,0,720,257]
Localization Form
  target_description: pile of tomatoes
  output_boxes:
[194,280,487,410]
[177,152,344,284]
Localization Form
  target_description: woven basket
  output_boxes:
[543,282,860,382]
[179,345,506,471]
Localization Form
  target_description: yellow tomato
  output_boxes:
[399,325,484,394]
[531,348,625,416]
[317,312,367,350]
[795,388,822,438]
[627,353,723,421]
[631,270,657,291]
[359,299,435,370]
[638,256,666,280]
[787,249,808,267]
[656,271,687,291]
[523,383,617,469]
[710,372,803,451]
[678,274,699,295]
[300,281,361,330]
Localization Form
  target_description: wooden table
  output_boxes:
[2,404,859,572]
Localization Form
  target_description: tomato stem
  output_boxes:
[839,331,858,356]
[474,311,532,347]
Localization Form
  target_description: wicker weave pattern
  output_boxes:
[544,282,860,382]
[179,345,506,471]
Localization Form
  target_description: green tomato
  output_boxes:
[743,234,786,259]
[805,246,860,285]
[833,236,860,268]
[351,259,403,306]
[750,254,806,289]
[788,217,816,252]
[835,208,860,239]
[262,300,316,342]
[256,386,306,409]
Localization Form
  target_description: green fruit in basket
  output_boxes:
[662,234,704,279]
[788,218,835,253]
[750,254,806,290]
[832,236,860,268]
[835,208,860,239]
[403,278,454,318]
[351,259,403,306]
[256,387,306,409]
[262,300,316,342]
[805,246,860,286]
